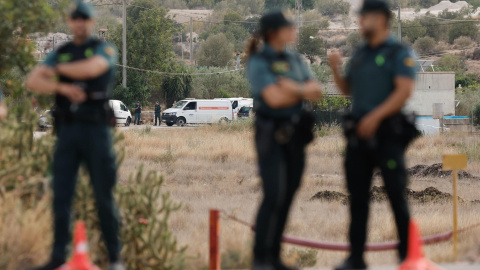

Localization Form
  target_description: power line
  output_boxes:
[93,3,122,7]
[400,20,479,29]
[115,64,244,76]
[424,15,479,22]
[415,45,478,58]
[92,3,480,30]
[98,3,478,30]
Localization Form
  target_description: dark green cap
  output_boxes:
[359,0,391,15]
[259,10,294,33]
[71,0,95,19]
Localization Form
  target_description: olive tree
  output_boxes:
[196,33,235,67]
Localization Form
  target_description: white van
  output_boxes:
[109,100,132,126]
[214,98,253,119]
[162,99,233,126]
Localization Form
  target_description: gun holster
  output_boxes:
[342,112,420,148]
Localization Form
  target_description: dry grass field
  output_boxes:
[118,124,480,269]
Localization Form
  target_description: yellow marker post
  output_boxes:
[442,154,467,258]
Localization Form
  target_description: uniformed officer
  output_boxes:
[133,100,142,125]
[26,1,124,270]
[154,101,162,126]
[328,0,417,269]
[247,11,322,270]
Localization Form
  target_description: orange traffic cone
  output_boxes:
[57,221,100,270]
[397,220,444,270]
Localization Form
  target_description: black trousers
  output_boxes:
[154,113,161,125]
[345,138,410,262]
[52,122,120,262]
[253,122,306,261]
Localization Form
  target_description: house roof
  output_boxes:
[322,76,344,96]
[323,83,343,96]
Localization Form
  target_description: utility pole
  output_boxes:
[398,4,402,41]
[52,35,55,51]
[190,17,193,64]
[122,0,127,88]
[181,34,184,61]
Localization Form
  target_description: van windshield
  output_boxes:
[172,101,188,109]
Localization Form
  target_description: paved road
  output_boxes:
[311,263,480,270]
[117,124,199,130]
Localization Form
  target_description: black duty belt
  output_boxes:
[87,92,109,101]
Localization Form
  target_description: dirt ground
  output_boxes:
[117,126,480,269]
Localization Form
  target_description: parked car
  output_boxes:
[109,100,132,126]
[162,99,233,126]
[38,110,53,131]
[237,106,254,119]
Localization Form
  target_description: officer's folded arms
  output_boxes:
[262,77,322,108]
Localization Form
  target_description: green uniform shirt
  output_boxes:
[247,45,313,118]
[43,37,118,117]
[345,37,416,118]
[43,38,117,69]
[134,104,142,114]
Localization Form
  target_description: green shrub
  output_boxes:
[448,21,478,44]
[413,36,436,55]
[473,103,480,126]
[346,31,362,52]
[310,64,331,84]
[75,165,187,269]
[455,86,480,116]
[455,73,479,89]
[454,36,474,48]
[472,48,480,60]
[220,248,252,269]
[400,20,427,43]
[316,96,351,111]
[435,54,467,76]
[316,0,351,16]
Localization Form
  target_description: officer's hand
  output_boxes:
[328,51,343,72]
[304,81,323,101]
[56,83,87,104]
[356,112,382,139]
[0,103,7,121]
[277,77,300,93]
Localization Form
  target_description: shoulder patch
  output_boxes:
[404,57,415,67]
[104,46,116,56]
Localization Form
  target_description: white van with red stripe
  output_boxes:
[162,99,233,126]
[214,98,253,119]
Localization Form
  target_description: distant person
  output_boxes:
[328,0,418,269]
[25,1,123,270]
[246,11,322,270]
[0,88,6,121]
[133,100,142,125]
[154,101,162,126]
